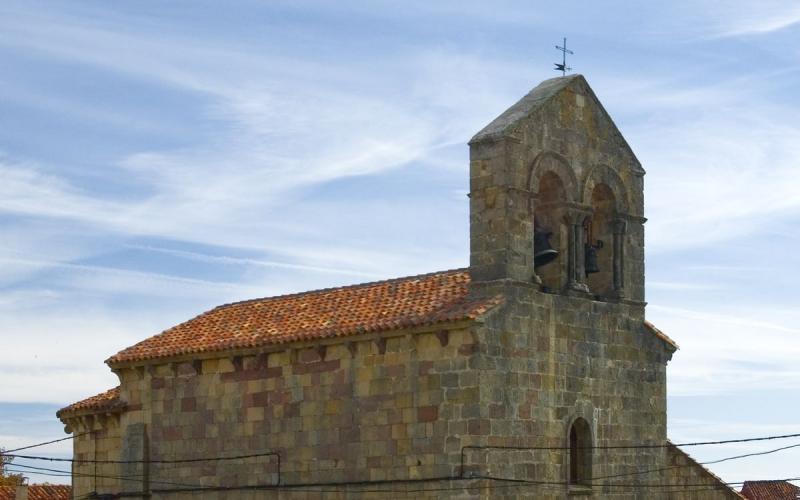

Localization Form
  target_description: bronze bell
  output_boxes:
[534,230,558,268]
[585,240,603,275]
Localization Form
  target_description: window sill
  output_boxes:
[568,484,593,496]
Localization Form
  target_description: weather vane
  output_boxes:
[554,37,573,76]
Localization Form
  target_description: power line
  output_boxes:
[704,442,800,465]
[3,449,280,465]
[10,463,799,496]
[3,433,90,453]
[9,459,796,494]
[7,430,800,466]
[458,433,800,477]
[587,441,800,482]
[7,463,211,490]
[7,432,800,496]
[672,433,800,448]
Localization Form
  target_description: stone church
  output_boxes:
[58,75,743,499]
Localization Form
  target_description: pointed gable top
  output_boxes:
[470,74,582,144]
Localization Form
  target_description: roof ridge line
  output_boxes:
[104,267,472,365]
[211,267,469,311]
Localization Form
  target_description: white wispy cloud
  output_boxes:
[709,2,800,37]
[0,12,503,260]
[593,74,800,253]
[648,281,721,291]
[651,304,800,396]
[0,256,263,298]
[128,244,383,279]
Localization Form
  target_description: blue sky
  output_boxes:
[1,0,799,487]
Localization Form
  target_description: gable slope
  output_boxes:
[470,74,645,175]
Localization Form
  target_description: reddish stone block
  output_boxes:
[340,426,360,443]
[458,343,479,355]
[221,365,283,383]
[268,390,290,405]
[418,361,434,375]
[489,404,505,419]
[151,377,166,390]
[163,426,181,441]
[418,405,439,422]
[386,364,405,377]
[330,382,353,398]
[361,394,392,412]
[284,402,300,417]
[246,391,269,407]
[537,336,550,352]
[468,418,490,435]
[298,348,322,363]
[176,362,195,376]
[293,359,341,375]
[181,397,197,412]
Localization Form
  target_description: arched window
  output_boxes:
[585,183,616,298]
[569,418,592,485]
[534,171,568,292]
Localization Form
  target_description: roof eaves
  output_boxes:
[57,386,124,420]
[644,320,679,351]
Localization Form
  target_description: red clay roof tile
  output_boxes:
[107,269,503,365]
[56,386,122,417]
[741,480,800,500]
[0,485,71,500]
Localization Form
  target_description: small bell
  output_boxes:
[534,230,558,268]
[585,240,603,275]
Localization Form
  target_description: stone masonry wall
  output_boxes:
[69,415,122,496]
[103,326,482,499]
[469,76,646,302]
[69,289,739,500]
[661,445,743,500]
[467,282,674,499]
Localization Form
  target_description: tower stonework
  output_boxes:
[462,75,738,499]
[469,75,645,301]
[58,75,742,500]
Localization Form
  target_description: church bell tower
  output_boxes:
[468,75,646,303]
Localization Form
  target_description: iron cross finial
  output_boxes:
[554,37,573,76]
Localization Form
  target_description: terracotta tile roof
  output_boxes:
[56,386,123,418]
[0,485,71,500]
[644,320,679,350]
[107,269,503,365]
[741,480,800,499]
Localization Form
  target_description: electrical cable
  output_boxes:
[3,449,280,465]
[9,464,799,496]
[7,463,211,490]
[7,430,800,465]
[584,440,800,482]
[7,432,800,496]
[3,433,90,453]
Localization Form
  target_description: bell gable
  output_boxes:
[468,75,646,302]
